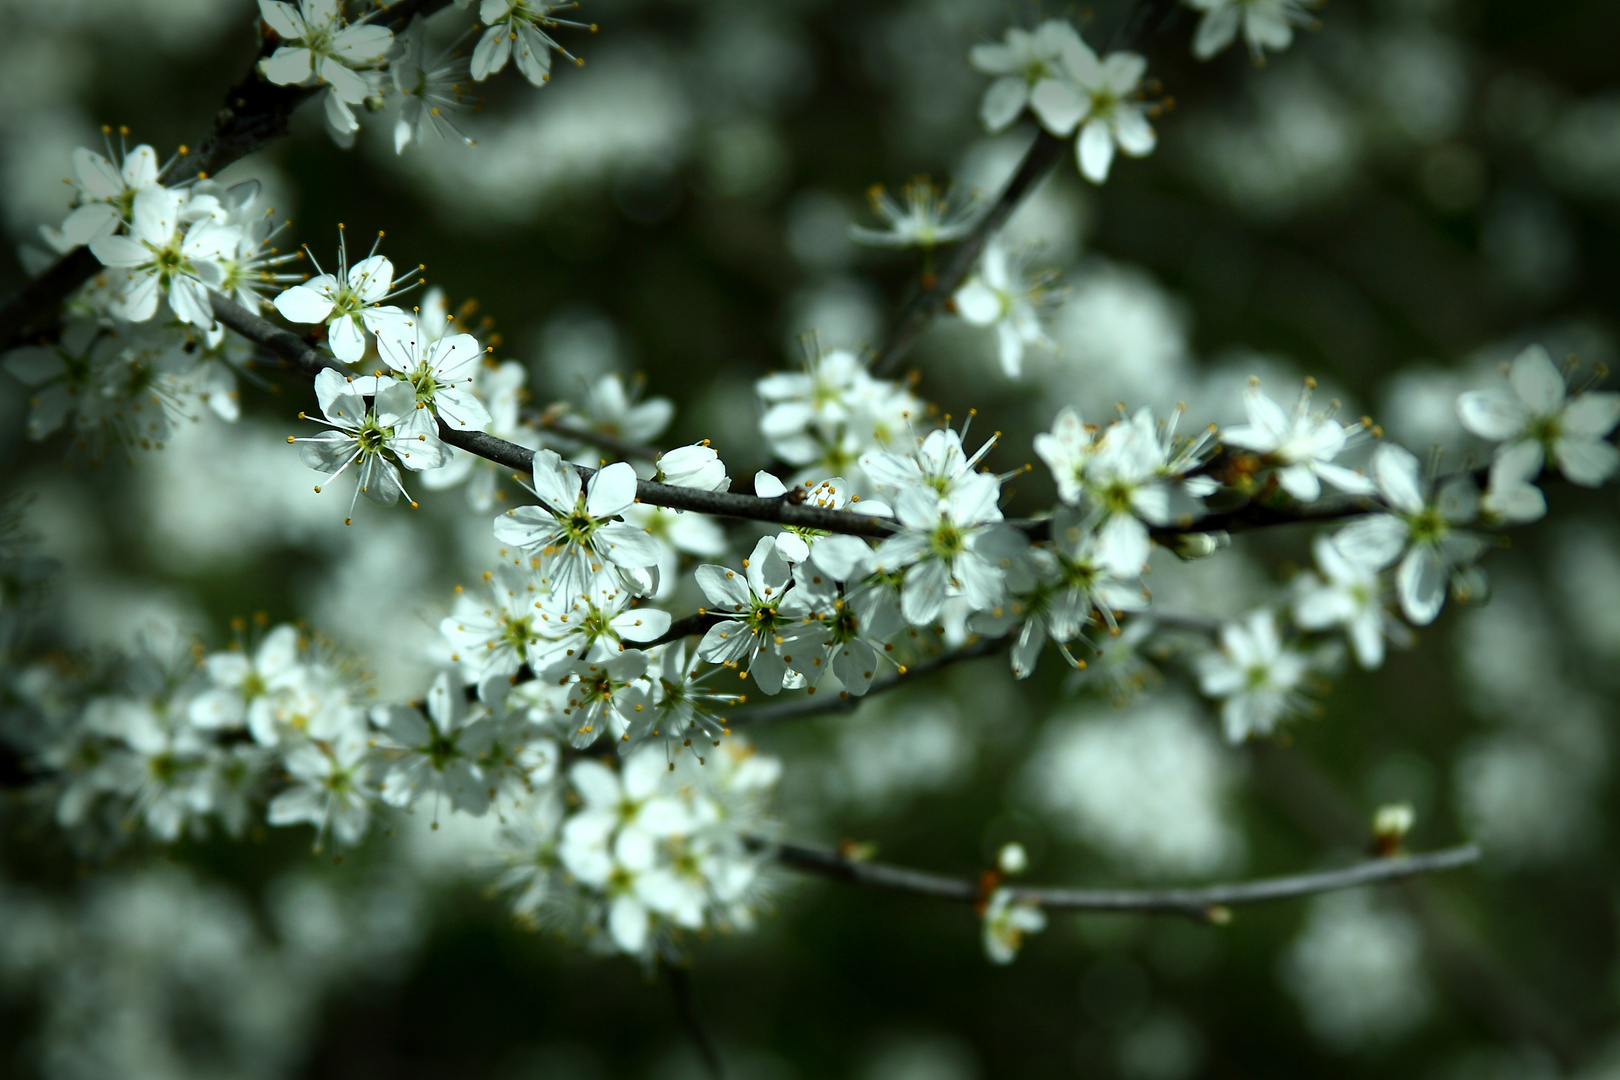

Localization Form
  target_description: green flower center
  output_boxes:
[426,731,458,770]
[409,367,438,406]
[929,520,966,560]
[355,420,391,454]
[501,615,535,651]
[1408,506,1448,546]
[1102,481,1135,515]
[1529,414,1562,449]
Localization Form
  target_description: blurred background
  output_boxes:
[2,0,1620,1076]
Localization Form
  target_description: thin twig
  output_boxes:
[533,411,664,463]
[870,0,1184,377]
[663,961,725,1080]
[0,0,455,350]
[720,634,1011,729]
[871,131,1067,376]
[766,838,1481,916]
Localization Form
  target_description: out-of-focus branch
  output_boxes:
[1249,743,1587,1068]
[0,0,455,351]
[533,410,664,463]
[870,0,1183,377]
[766,838,1481,916]
[662,961,725,1080]
[723,634,1011,728]
[870,130,1067,377]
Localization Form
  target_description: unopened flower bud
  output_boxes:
[1166,531,1230,561]
[997,842,1028,875]
[1371,802,1415,856]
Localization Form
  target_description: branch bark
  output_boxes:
[767,838,1481,916]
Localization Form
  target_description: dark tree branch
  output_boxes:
[766,838,1481,916]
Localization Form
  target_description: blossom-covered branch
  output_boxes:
[7,0,1617,988]
[0,0,534,351]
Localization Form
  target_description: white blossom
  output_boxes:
[757,347,921,488]
[87,185,238,330]
[1196,608,1312,742]
[695,537,827,695]
[848,178,979,249]
[1185,0,1315,62]
[1293,534,1408,669]
[953,242,1059,378]
[266,729,374,850]
[641,642,746,751]
[1035,406,1209,576]
[969,20,1089,134]
[799,577,904,695]
[1456,343,1620,489]
[473,0,593,88]
[558,753,686,953]
[1220,378,1374,500]
[47,138,161,249]
[975,504,1148,677]
[620,499,729,603]
[654,442,729,492]
[292,369,449,521]
[569,373,674,452]
[374,319,491,431]
[870,471,1026,625]
[440,567,546,690]
[421,356,540,510]
[982,889,1046,964]
[188,624,305,731]
[492,453,661,605]
[1025,36,1156,183]
[560,650,654,749]
[392,15,476,154]
[257,0,393,106]
[1332,444,1485,626]
[1479,440,1547,525]
[372,673,497,815]
[201,179,305,313]
[271,231,417,363]
[753,473,877,579]
[527,579,671,678]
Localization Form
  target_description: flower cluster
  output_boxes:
[972,20,1157,183]
[14,607,782,963]
[757,346,923,492]
[492,742,778,958]
[256,1,593,150]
